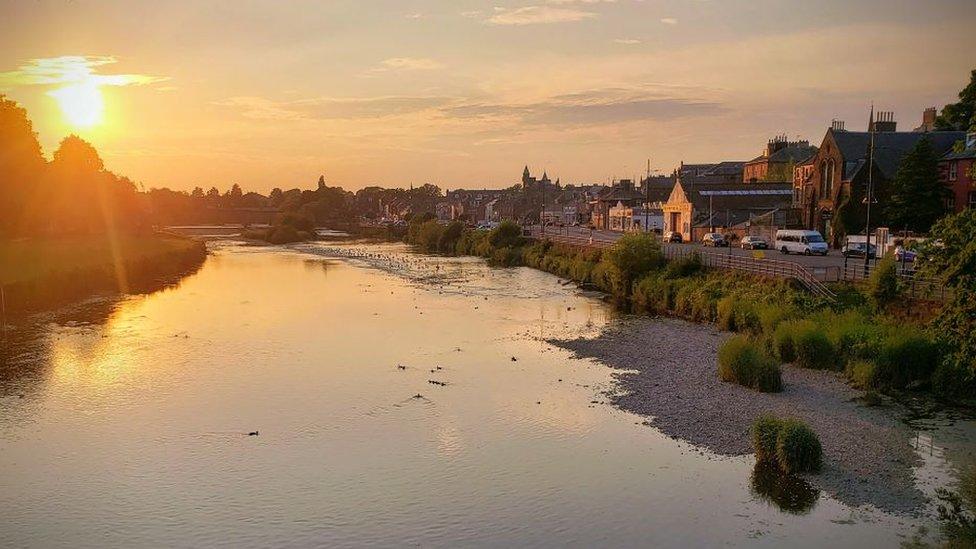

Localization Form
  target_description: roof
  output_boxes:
[829,129,966,180]
[747,144,819,165]
[668,182,793,227]
[942,148,976,160]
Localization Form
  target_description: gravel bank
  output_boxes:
[550,315,926,514]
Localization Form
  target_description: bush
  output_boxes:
[488,220,524,249]
[717,336,783,392]
[874,329,941,389]
[752,415,784,463]
[825,311,884,360]
[663,252,702,279]
[604,232,664,297]
[757,303,795,336]
[716,296,737,331]
[775,420,823,474]
[868,255,899,311]
[932,359,976,401]
[847,359,879,389]
[438,221,464,253]
[773,320,801,363]
[793,323,835,370]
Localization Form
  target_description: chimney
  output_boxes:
[871,111,897,132]
[831,119,846,131]
[923,107,937,125]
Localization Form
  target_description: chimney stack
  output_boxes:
[870,111,897,132]
[831,119,846,131]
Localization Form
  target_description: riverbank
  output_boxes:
[0,233,207,314]
[550,316,926,515]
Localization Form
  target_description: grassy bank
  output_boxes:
[0,233,207,314]
[404,219,972,402]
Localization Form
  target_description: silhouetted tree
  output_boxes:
[884,137,947,233]
[0,95,46,234]
[936,69,976,131]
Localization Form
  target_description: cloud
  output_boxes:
[216,95,454,120]
[488,6,597,25]
[0,55,167,88]
[441,87,724,127]
[613,38,641,45]
[660,17,678,25]
[364,57,444,75]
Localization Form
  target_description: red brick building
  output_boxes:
[939,132,976,213]
[743,136,817,183]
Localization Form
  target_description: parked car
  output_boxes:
[740,236,768,250]
[774,229,829,256]
[663,231,683,243]
[894,246,917,262]
[841,241,877,259]
[701,232,727,247]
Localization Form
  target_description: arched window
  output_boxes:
[822,159,835,198]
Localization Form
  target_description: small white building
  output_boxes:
[608,202,663,232]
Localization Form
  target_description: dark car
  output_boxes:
[842,242,877,259]
[701,232,727,247]
[663,231,683,243]
[740,236,768,250]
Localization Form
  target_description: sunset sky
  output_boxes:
[1,0,974,193]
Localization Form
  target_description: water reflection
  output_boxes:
[750,461,821,515]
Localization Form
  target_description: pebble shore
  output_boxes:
[551,315,926,514]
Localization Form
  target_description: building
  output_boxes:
[914,107,938,133]
[939,132,976,213]
[743,136,818,183]
[676,161,746,185]
[662,180,794,242]
[589,179,646,230]
[792,155,816,206]
[799,111,966,243]
[608,202,663,232]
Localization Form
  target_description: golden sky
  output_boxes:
[2,0,974,193]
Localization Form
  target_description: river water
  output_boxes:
[0,240,970,547]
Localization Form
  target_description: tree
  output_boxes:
[936,69,976,131]
[604,232,664,297]
[884,137,947,233]
[191,186,205,199]
[0,95,46,234]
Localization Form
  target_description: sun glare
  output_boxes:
[48,82,104,128]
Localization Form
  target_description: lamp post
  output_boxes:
[863,106,876,276]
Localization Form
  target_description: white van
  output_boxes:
[774,230,829,256]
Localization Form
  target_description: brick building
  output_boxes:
[939,132,976,212]
[743,136,818,183]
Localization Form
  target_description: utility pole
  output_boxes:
[644,158,651,233]
[864,105,876,275]
[541,170,546,238]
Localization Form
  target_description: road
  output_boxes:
[529,225,873,271]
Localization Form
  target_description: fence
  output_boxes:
[524,228,951,302]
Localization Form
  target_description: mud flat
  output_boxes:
[550,315,926,514]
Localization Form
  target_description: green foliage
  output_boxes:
[604,232,664,297]
[847,360,879,389]
[439,221,464,253]
[488,220,523,249]
[935,462,976,547]
[775,420,823,474]
[935,69,976,131]
[874,328,942,389]
[884,136,949,232]
[752,415,783,463]
[772,320,803,363]
[717,335,783,392]
[757,303,795,335]
[868,255,900,311]
[792,323,835,370]
[824,311,884,360]
[663,252,702,279]
[751,415,823,475]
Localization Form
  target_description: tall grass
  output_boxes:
[751,414,822,474]
[718,336,783,392]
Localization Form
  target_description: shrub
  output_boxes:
[932,359,976,401]
[874,329,941,389]
[793,323,836,370]
[488,220,523,249]
[752,415,784,463]
[604,232,664,297]
[757,303,794,336]
[772,321,800,363]
[775,420,823,474]
[663,252,702,279]
[438,221,464,253]
[718,336,783,392]
[868,255,899,311]
[825,311,884,360]
[716,296,737,331]
[691,290,718,322]
[674,283,697,317]
[847,359,879,389]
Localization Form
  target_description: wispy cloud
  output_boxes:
[365,57,444,75]
[613,38,641,45]
[216,95,454,121]
[0,55,167,88]
[488,6,597,25]
[660,17,678,25]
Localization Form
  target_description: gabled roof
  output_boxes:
[942,148,976,160]
[747,144,819,165]
[830,129,966,180]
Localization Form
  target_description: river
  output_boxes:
[0,239,970,547]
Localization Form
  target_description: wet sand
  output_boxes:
[550,315,926,515]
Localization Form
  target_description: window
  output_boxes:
[969,191,976,209]
[821,159,835,198]
[947,196,956,211]
[949,161,958,181]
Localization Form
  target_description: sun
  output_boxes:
[48,82,104,128]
